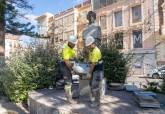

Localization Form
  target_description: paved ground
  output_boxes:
[0,76,165,114]
[28,89,165,114]
[0,96,28,114]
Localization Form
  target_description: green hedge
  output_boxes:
[101,39,132,83]
[161,77,165,94]
[0,45,59,102]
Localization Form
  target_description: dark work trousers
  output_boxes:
[90,62,104,104]
[60,61,74,101]
[59,61,72,84]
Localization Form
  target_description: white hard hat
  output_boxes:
[68,35,77,44]
[85,36,95,47]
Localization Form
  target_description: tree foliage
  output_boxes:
[101,37,132,83]
[0,44,59,102]
[0,0,36,36]
[161,77,165,94]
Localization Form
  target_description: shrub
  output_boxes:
[0,81,4,96]
[0,44,59,102]
[161,77,165,94]
[0,57,5,96]
[101,38,132,84]
[143,80,160,93]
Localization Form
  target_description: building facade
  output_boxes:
[92,0,159,76]
[53,8,78,43]
[76,0,92,48]
[48,16,54,39]
[156,0,165,66]
[36,12,54,37]
[5,34,20,59]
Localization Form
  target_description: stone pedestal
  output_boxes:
[28,87,105,114]
[28,90,72,114]
[28,89,165,114]
[134,91,160,108]
[79,79,91,101]
[79,78,106,100]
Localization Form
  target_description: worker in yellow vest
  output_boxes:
[60,35,77,103]
[85,36,103,107]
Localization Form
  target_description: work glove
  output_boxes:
[71,70,75,75]
[87,73,92,80]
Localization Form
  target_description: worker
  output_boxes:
[82,11,102,61]
[85,36,104,107]
[60,35,77,103]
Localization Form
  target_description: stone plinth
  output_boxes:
[28,89,104,114]
[28,89,165,114]
[28,90,72,114]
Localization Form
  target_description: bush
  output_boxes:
[0,81,5,96]
[101,38,132,84]
[0,57,5,96]
[161,77,165,94]
[143,80,160,93]
[0,44,59,102]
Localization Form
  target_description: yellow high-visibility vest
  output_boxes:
[89,46,102,63]
[62,44,76,60]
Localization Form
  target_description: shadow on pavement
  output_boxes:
[0,96,28,114]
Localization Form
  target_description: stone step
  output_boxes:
[134,92,160,108]
[135,95,160,108]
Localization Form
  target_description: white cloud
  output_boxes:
[25,14,38,25]
[24,14,38,32]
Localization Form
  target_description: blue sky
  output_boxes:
[21,0,84,42]
[29,0,84,16]
[24,0,84,32]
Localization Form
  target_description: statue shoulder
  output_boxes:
[93,22,100,27]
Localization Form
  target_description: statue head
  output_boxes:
[87,11,96,24]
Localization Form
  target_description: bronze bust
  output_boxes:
[82,11,102,47]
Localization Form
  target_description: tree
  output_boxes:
[0,0,35,58]
[0,0,6,57]
[101,36,132,84]
[5,0,36,35]
[0,44,59,102]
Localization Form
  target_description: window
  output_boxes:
[55,37,58,42]
[93,0,100,10]
[93,0,117,10]
[100,16,107,30]
[100,0,106,8]
[132,5,142,23]
[68,15,74,26]
[14,43,17,48]
[133,30,142,48]
[107,0,117,5]
[9,43,12,47]
[63,17,68,27]
[115,32,123,49]
[114,11,122,27]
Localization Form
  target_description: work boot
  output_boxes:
[90,101,100,108]
[95,90,101,104]
[90,90,100,108]
[64,84,77,104]
[89,93,95,102]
